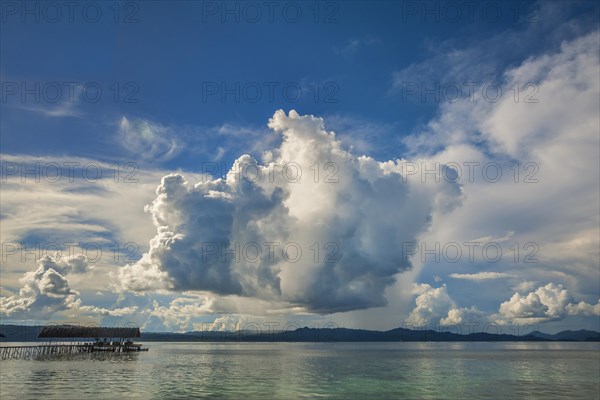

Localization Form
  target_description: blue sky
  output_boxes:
[1,1,599,334]
[6,1,597,164]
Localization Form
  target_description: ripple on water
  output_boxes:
[1,342,598,399]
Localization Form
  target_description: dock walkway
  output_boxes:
[0,343,148,360]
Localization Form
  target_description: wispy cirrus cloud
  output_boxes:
[116,117,276,166]
[21,101,82,118]
[119,117,181,162]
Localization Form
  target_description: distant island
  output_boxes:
[1,325,598,342]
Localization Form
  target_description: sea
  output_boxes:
[1,342,598,399]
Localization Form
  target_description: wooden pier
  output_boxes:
[0,325,148,360]
[0,343,148,360]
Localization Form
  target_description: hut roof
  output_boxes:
[38,325,141,339]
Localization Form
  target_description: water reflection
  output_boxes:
[1,342,598,399]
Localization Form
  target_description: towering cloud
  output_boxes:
[118,110,461,313]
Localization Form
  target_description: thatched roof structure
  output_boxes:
[38,325,141,339]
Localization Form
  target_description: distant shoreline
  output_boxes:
[2,325,599,342]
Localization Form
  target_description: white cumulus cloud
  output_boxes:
[1,254,137,319]
[118,110,462,313]
[405,283,481,327]
[494,283,600,324]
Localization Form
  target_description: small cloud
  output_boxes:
[21,101,82,118]
[513,281,539,292]
[38,253,90,275]
[118,116,180,162]
[449,272,513,281]
[468,231,515,244]
[405,283,455,326]
[566,301,600,316]
[333,35,382,57]
[18,83,85,118]
[334,39,361,57]
[440,306,483,326]
[78,304,138,317]
[213,146,226,161]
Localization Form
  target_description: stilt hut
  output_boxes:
[37,325,148,353]
[1,325,148,359]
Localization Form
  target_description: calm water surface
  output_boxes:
[1,342,598,399]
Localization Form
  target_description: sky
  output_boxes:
[1,0,599,335]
